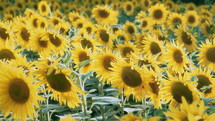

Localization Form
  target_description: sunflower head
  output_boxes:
[149,3,169,24]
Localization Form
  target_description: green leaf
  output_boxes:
[79,59,93,68]
[190,76,198,82]
[200,86,212,93]
[92,96,121,105]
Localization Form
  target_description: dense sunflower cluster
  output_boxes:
[0,0,215,120]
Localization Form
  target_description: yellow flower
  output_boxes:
[148,3,169,24]
[38,1,50,16]
[167,12,185,29]
[185,11,199,27]
[60,115,77,121]
[175,26,197,51]
[164,41,191,74]
[0,62,43,121]
[35,61,83,108]
[122,1,134,16]
[198,39,215,71]
[110,58,151,100]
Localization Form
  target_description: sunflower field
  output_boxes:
[0,0,215,120]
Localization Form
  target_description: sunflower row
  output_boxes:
[0,0,215,120]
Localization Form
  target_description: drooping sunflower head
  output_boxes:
[185,11,199,27]
[200,22,215,38]
[0,45,19,61]
[148,3,169,24]
[38,1,50,16]
[72,35,96,52]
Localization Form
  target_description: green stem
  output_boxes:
[98,81,105,121]
[142,98,147,118]
[76,72,88,121]
[121,91,124,116]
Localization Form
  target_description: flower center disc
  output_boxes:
[122,47,134,57]
[121,66,142,87]
[171,82,193,104]
[0,49,15,60]
[153,9,163,19]
[0,27,9,40]
[173,17,182,25]
[142,20,148,27]
[21,28,30,42]
[46,69,71,92]
[127,26,135,34]
[173,49,183,63]
[98,9,109,18]
[49,34,61,47]
[99,30,109,43]
[188,15,195,24]
[150,42,161,55]
[41,5,46,12]
[103,56,115,71]
[81,39,93,49]
[181,31,192,45]
[9,78,30,103]
[126,4,132,11]
[206,47,215,63]
[196,75,212,94]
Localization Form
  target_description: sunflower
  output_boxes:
[35,62,83,108]
[199,9,213,22]
[160,73,200,106]
[0,45,19,61]
[109,58,151,100]
[79,21,96,35]
[131,53,161,73]
[0,21,13,45]
[164,0,175,10]
[68,12,82,23]
[116,113,161,121]
[95,25,115,49]
[135,11,147,22]
[92,5,117,25]
[72,18,86,29]
[47,30,68,56]
[29,28,52,56]
[38,1,50,16]
[186,2,196,11]
[71,45,93,74]
[117,41,139,59]
[49,16,63,27]
[145,70,162,109]
[139,17,153,31]
[72,34,97,52]
[148,3,169,24]
[167,12,185,29]
[189,67,215,98]
[198,39,215,71]
[142,35,164,62]
[185,11,199,27]
[200,22,215,38]
[175,26,197,51]
[123,21,137,39]
[28,13,40,29]
[37,16,48,29]
[165,97,215,121]
[123,1,134,16]
[0,62,42,121]
[164,41,191,74]
[92,49,117,83]
[13,21,31,49]
[141,0,151,10]
[134,33,147,49]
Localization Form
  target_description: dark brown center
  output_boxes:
[150,42,161,55]
[103,56,115,71]
[181,31,192,45]
[0,27,9,40]
[121,66,142,87]
[173,49,183,63]
[153,9,163,19]
[21,28,30,42]
[0,49,16,60]
[98,9,109,18]
[49,34,61,47]
[99,30,109,43]
[206,47,215,63]
[9,78,29,103]
[196,75,212,94]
